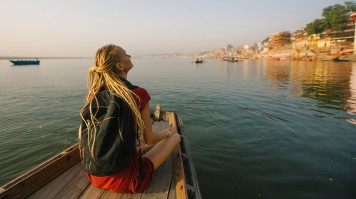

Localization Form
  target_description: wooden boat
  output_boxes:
[225,57,239,62]
[9,59,40,65]
[195,59,203,63]
[333,57,349,62]
[337,54,356,62]
[0,110,201,199]
[320,54,339,61]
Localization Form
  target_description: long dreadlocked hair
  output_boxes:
[79,44,144,161]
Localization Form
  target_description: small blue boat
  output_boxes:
[9,59,40,65]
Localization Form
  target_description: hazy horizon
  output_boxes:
[1,0,349,57]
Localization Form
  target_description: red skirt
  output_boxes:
[86,157,154,193]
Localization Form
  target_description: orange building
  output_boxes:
[268,31,291,53]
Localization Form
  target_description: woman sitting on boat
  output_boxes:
[78,44,181,193]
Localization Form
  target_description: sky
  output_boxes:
[0,0,351,57]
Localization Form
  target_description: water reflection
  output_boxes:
[347,62,356,124]
[196,60,355,123]
[262,60,355,124]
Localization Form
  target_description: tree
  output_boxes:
[344,1,356,12]
[226,44,233,50]
[322,4,348,31]
[306,19,325,35]
[252,43,258,51]
[305,1,356,35]
[262,37,269,43]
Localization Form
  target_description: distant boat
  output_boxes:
[320,54,341,61]
[338,54,356,62]
[9,59,40,65]
[195,58,204,63]
[333,57,349,62]
[224,57,240,62]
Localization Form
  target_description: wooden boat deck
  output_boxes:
[0,112,201,199]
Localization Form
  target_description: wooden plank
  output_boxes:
[119,193,143,199]
[0,144,81,199]
[52,167,90,199]
[173,148,187,199]
[152,120,169,132]
[99,190,122,199]
[78,184,105,199]
[168,149,179,199]
[170,145,181,197]
[167,183,176,199]
[141,157,173,199]
[28,162,83,199]
[166,112,188,199]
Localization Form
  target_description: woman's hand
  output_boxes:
[164,127,177,138]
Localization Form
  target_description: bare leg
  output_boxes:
[143,133,181,170]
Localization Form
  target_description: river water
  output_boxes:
[0,58,355,199]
